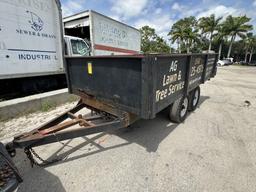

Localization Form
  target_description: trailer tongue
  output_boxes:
[0,53,217,191]
[11,95,136,150]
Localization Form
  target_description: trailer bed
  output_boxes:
[65,54,217,119]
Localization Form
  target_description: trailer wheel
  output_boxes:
[188,86,200,111]
[169,96,189,123]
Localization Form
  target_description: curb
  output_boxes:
[0,88,79,121]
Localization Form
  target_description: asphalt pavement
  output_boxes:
[10,65,256,192]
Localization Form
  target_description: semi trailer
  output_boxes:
[0,53,217,191]
[63,10,141,56]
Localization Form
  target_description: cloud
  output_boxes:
[253,0,256,6]
[196,5,239,19]
[62,1,84,16]
[111,0,148,20]
[171,2,206,18]
[155,8,162,14]
[134,14,174,40]
[171,2,183,11]
[171,2,242,21]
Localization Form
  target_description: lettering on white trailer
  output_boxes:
[0,0,64,77]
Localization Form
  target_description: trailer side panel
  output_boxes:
[66,57,142,114]
[90,11,141,55]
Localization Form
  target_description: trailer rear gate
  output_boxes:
[66,54,218,119]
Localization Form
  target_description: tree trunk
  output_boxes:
[249,47,254,63]
[178,39,181,53]
[227,35,235,58]
[208,32,213,51]
[218,41,223,60]
[185,40,189,53]
[244,47,248,62]
[187,40,190,53]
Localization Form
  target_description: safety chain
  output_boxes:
[24,147,62,167]
[23,108,115,167]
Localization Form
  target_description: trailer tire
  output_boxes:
[188,86,200,111]
[169,96,189,123]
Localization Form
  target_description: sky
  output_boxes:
[60,0,256,40]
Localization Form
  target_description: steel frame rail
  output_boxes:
[9,97,136,149]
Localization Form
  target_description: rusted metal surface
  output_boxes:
[77,90,122,117]
[77,90,138,127]
[40,112,95,135]
[11,98,137,149]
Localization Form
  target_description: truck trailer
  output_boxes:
[0,0,141,100]
[63,10,141,56]
[0,53,217,191]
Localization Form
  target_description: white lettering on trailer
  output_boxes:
[168,82,185,95]
[162,73,177,87]
[189,76,201,85]
[169,60,178,72]
[190,64,204,77]
[156,60,185,102]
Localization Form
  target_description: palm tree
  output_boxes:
[198,14,222,51]
[169,16,199,53]
[168,24,184,53]
[248,35,256,63]
[242,33,253,62]
[184,27,200,53]
[214,25,228,60]
[223,15,253,58]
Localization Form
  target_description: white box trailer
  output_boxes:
[0,3,141,99]
[63,10,141,56]
[0,0,64,79]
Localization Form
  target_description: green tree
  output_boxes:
[140,26,170,53]
[169,16,199,53]
[242,32,253,62]
[198,14,222,51]
[247,35,256,63]
[223,15,253,58]
[168,24,184,53]
[214,25,229,60]
[184,27,200,53]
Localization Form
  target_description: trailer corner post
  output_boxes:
[212,54,218,77]
[201,54,209,84]
[141,56,150,119]
[184,54,193,96]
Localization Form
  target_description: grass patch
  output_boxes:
[41,101,56,112]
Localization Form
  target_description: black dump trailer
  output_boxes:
[9,53,218,148]
[0,53,217,191]
[66,53,217,121]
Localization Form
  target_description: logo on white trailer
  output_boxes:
[27,11,44,32]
